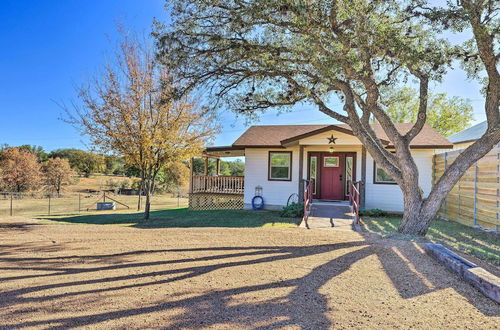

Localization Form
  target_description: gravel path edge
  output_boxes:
[424,243,500,303]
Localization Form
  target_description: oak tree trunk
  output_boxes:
[398,192,434,236]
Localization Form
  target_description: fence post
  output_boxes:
[473,164,478,227]
[10,193,13,216]
[497,151,499,232]
[78,194,81,213]
[458,163,461,219]
[443,152,447,219]
[48,195,51,216]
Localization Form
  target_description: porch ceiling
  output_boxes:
[203,146,245,158]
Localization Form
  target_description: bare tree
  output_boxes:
[69,32,218,219]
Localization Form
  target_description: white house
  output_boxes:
[188,123,453,213]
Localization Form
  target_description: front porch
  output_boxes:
[188,146,245,210]
[189,176,244,210]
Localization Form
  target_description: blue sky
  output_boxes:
[0,1,486,152]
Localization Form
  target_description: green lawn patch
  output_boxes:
[362,216,500,267]
[45,208,301,228]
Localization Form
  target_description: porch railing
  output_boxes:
[303,179,313,223]
[191,175,244,194]
[348,180,360,224]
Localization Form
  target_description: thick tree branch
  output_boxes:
[462,0,500,130]
[404,73,429,141]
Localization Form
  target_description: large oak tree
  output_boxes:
[157,0,499,235]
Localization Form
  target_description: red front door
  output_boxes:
[320,153,343,200]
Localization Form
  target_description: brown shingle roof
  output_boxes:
[233,125,329,147]
[231,123,452,149]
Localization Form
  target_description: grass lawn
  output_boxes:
[0,195,188,218]
[362,216,500,267]
[45,208,301,228]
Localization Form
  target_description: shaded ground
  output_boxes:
[362,216,500,269]
[44,208,300,228]
[301,203,353,230]
[0,216,498,329]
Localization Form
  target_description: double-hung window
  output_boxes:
[373,162,396,184]
[268,151,292,181]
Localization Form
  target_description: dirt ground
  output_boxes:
[0,217,498,329]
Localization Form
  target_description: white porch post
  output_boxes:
[189,157,194,194]
[360,146,366,209]
[298,145,305,199]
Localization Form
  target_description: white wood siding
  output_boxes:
[365,150,434,212]
[244,147,300,209]
[299,130,360,145]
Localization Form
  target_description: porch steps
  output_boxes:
[300,202,355,230]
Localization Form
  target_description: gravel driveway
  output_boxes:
[0,217,498,329]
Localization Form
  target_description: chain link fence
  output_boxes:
[0,191,188,218]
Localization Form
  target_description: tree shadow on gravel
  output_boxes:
[0,235,498,329]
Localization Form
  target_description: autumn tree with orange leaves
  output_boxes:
[0,148,41,193]
[43,157,75,197]
[68,32,218,219]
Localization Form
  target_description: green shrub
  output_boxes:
[280,202,304,218]
[359,208,388,217]
[120,180,131,189]
[106,179,120,189]
[131,179,142,190]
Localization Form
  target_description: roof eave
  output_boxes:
[203,145,245,157]
[452,138,478,144]
[385,145,454,149]
[231,144,285,149]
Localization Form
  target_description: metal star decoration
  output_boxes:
[327,134,337,144]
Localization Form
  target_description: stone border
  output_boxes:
[423,243,500,303]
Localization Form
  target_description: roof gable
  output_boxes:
[279,124,384,146]
[232,125,329,147]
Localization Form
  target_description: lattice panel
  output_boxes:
[189,193,244,210]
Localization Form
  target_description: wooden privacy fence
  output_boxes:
[433,144,500,231]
